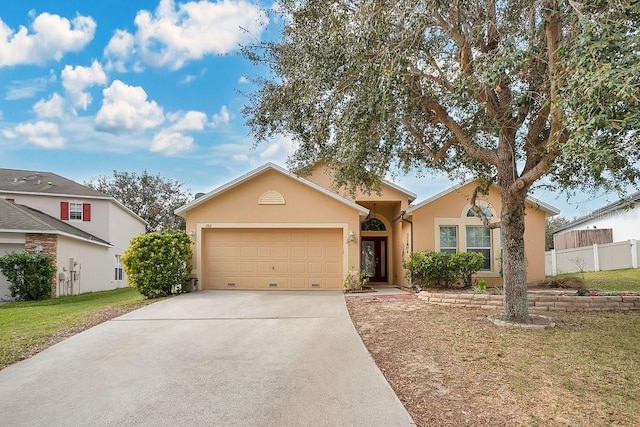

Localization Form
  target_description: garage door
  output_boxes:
[202,228,343,290]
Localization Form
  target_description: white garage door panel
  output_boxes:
[202,228,343,290]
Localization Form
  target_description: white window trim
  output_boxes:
[434,217,502,278]
[466,225,492,270]
[439,225,458,253]
[69,201,83,221]
[115,255,123,281]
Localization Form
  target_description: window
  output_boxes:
[466,226,491,270]
[60,201,91,221]
[69,203,83,220]
[115,255,123,281]
[361,218,386,231]
[466,206,493,217]
[439,226,457,253]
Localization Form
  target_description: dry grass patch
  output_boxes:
[348,297,640,426]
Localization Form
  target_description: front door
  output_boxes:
[361,236,388,282]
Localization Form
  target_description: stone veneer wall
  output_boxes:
[419,292,640,312]
[25,233,58,296]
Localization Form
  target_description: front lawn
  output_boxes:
[549,268,640,292]
[348,298,640,426]
[0,288,157,370]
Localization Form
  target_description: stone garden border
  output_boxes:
[418,292,640,312]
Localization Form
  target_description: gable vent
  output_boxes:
[258,190,285,205]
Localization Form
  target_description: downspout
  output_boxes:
[393,209,416,290]
[393,210,413,255]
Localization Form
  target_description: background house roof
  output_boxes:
[0,168,147,226]
[554,190,640,234]
[175,162,370,217]
[0,168,107,198]
[0,199,111,246]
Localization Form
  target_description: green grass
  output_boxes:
[550,268,640,292]
[0,288,154,370]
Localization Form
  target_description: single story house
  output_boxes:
[176,163,558,291]
[0,168,146,300]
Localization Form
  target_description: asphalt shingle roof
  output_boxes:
[0,199,110,246]
[0,168,107,198]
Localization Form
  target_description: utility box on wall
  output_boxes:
[553,229,613,250]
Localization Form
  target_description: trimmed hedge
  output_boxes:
[122,229,192,298]
[403,250,485,289]
[0,252,56,300]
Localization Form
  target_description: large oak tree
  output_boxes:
[244,0,640,322]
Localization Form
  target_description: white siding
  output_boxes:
[561,205,640,242]
[0,193,111,241]
[56,236,113,295]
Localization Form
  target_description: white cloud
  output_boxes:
[33,93,66,118]
[166,110,208,132]
[151,110,207,156]
[104,0,268,70]
[104,29,135,72]
[238,75,249,84]
[151,132,195,155]
[61,61,107,110]
[180,74,196,84]
[3,121,66,148]
[95,80,164,134]
[211,105,230,127]
[259,134,298,163]
[0,12,96,67]
[232,154,250,162]
[4,74,55,100]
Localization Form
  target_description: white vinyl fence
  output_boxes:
[545,239,639,276]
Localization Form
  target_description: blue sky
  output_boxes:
[0,0,623,218]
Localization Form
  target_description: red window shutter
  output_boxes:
[60,202,69,220]
[83,203,91,222]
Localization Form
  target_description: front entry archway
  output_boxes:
[361,236,388,283]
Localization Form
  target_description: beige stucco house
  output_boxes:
[0,168,147,300]
[176,163,558,291]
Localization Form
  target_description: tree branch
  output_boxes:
[425,100,498,165]
[470,183,501,229]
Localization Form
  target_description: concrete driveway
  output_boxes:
[0,291,414,426]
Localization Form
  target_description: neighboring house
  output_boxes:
[0,168,147,300]
[175,163,558,291]
[553,191,640,243]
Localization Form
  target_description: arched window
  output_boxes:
[466,205,493,218]
[361,218,386,231]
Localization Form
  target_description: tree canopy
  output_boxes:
[245,0,640,322]
[86,170,191,232]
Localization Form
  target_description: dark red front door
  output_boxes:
[361,236,388,282]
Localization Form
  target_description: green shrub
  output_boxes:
[403,250,485,289]
[451,252,485,288]
[403,251,456,288]
[0,252,56,300]
[344,270,370,291]
[122,229,192,298]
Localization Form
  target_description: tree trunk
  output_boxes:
[500,193,530,323]
[496,126,531,323]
